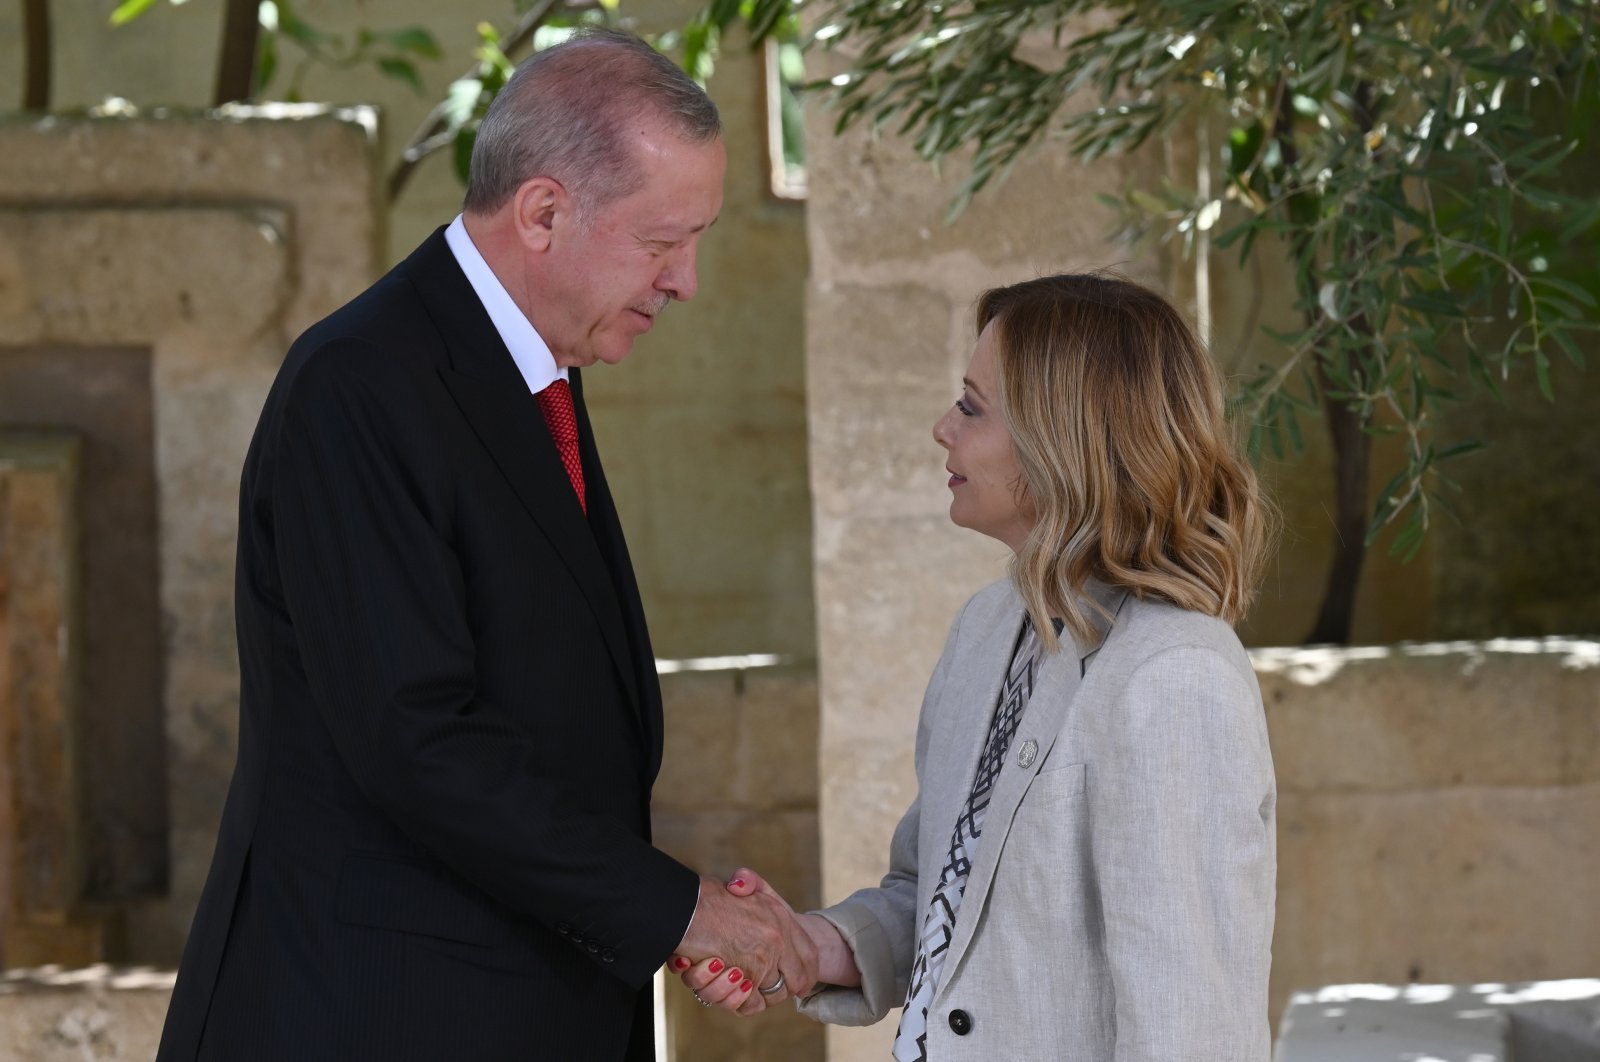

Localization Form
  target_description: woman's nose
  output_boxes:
[933,408,953,449]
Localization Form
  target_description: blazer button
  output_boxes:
[948,1009,973,1036]
[600,948,617,964]
[586,942,600,954]
[556,923,572,937]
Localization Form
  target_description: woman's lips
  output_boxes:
[947,469,967,488]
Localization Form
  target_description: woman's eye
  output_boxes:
[955,397,975,416]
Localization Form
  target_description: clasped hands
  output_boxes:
[669,867,856,1016]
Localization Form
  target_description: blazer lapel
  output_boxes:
[918,598,1026,917]
[405,229,643,720]
[936,582,1132,999]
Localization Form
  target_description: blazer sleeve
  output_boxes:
[268,342,699,989]
[796,599,968,1027]
[1090,645,1277,1062]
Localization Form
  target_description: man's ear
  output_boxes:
[512,177,564,253]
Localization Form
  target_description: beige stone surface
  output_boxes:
[653,664,822,1061]
[1257,641,1600,791]
[0,435,92,967]
[0,114,381,968]
[0,965,174,1061]
[1256,639,1600,1025]
[1273,784,1600,1021]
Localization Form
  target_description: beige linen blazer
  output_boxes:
[797,579,1276,1061]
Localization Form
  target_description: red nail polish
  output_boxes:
[708,959,724,975]
[672,957,690,971]
[730,878,746,888]
[727,968,742,983]
[741,979,753,993]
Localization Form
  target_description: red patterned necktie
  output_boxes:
[534,378,586,514]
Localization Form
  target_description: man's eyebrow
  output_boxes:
[963,376,986,400]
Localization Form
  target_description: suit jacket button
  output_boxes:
[556,923,572,937]
[586,942,599,954]
[600,948,617,964]
[948,1009,972,1036]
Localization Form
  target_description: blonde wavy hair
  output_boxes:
[980,273,1271,652]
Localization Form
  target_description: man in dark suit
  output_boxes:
[157,29,813,1062]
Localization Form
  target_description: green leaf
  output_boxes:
[377,56,425,95]
[1436,439,1487,462]
[381,27,444,60]
[453,127,477,185]
[109,0,159,26]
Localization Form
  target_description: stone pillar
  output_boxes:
[0,108,383,964]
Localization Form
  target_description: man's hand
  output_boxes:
[672,867,819,1013]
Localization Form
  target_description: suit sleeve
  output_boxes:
[796,600,968,1027]
[269,342,699,989]
[1090,645,1276,1061]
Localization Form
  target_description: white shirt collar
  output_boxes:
[444,214,567,394]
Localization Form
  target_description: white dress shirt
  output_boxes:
[444,214,566,396]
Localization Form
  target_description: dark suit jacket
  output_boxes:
[157,229,701,1062]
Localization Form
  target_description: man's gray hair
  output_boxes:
[464,28,722,216]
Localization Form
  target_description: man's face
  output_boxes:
[540,127,727,368]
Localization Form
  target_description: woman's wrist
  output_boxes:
[798,912,861,988]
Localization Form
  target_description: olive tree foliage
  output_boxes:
[805,0,1599,641]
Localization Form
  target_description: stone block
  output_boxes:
[657,671,744,811]
[1272,785,1600,1023]
[1255,640,1600,792]
[0,433,84,926]
[1275,983,1511,1061]
[0,110,381,337]
[0,966,174,1061]
[734,668,820,812]
[1275,980,1600,1062]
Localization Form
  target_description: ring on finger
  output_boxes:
[758,973,786,996]
[692,992,711,1007]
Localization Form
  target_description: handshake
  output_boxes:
[668,868,859,1015]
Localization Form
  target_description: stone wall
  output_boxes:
[1258,639,1600,1020]
[654,662,823,1061]
[0,108,384,965]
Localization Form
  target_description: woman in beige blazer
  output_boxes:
[678,273,1276,1061]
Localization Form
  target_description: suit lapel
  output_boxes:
[570,369,662,772]
[404,230,643,721]
[936,582,1132,999]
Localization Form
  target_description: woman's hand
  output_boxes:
[669,868,858,1015]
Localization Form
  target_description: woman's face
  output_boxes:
[934,322,1035,552]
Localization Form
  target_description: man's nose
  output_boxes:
[659,244,700,302]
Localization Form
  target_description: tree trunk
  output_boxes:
[213,0,261,105]
[1306,379,1371,643]
[22,0,50,110]
[1300,80,1380,646]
